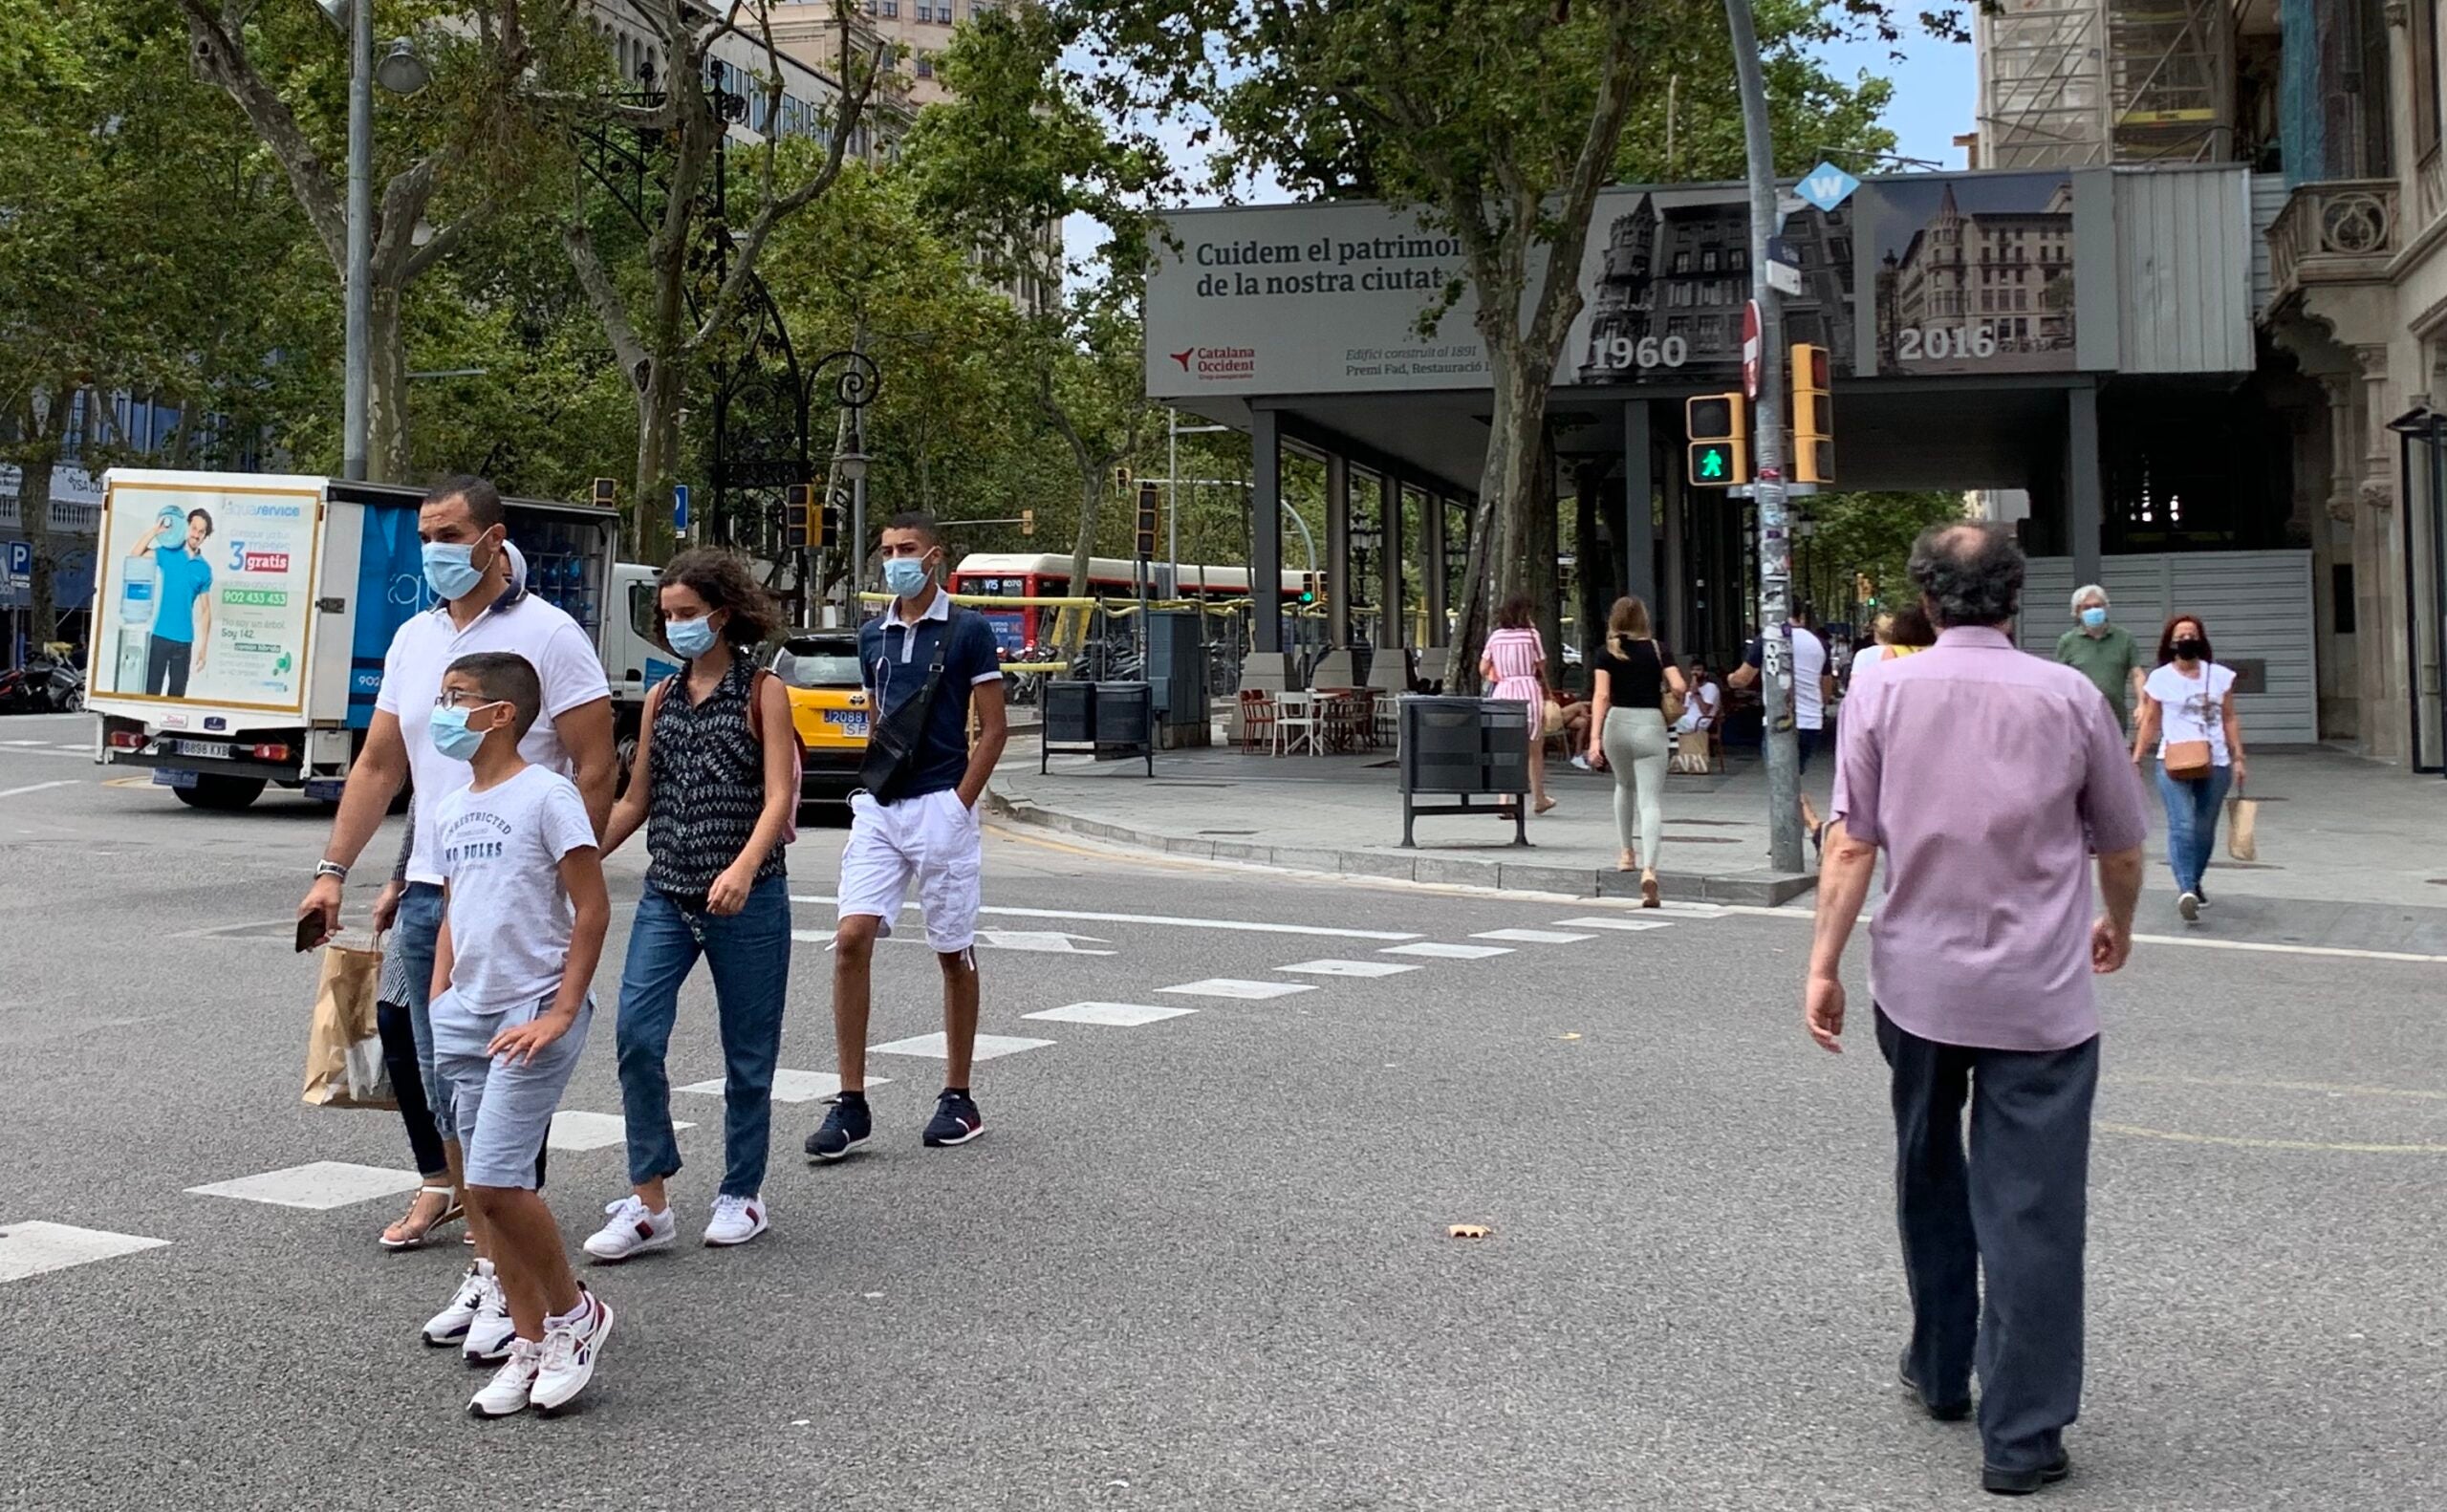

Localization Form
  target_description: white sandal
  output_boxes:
[379,1184,464,1251]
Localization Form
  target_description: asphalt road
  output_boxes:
[1,709,2442,1511]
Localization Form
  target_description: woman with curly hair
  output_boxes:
[586,550,798,1257]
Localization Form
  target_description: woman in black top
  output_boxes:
[592,551,797,1255]
[1584,595,1687,906]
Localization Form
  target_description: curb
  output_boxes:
[992,792,1817,907]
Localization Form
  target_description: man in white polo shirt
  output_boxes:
[299,475,615,1262]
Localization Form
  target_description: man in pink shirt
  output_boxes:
[1806,523,2146,1498]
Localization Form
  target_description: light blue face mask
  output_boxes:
[665,616,719,659]
[2079,606,2108,630]
[422,531,496,603]
[883,556,932,599]
[429,703,500,763]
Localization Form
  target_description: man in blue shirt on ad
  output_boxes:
[808,511,1009,1161]
[135,508,214,697]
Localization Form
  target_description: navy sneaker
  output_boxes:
[804,1096,872,1161]
[922,1090,984,1148]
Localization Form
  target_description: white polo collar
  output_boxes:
[886,588,952,628]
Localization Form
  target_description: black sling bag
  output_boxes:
[856,608,961,801]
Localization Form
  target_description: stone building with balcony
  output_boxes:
[2255,0,2447,768]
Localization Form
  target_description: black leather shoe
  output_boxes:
[1981,1450,2071,1496]
[1898,1356,1972,1422]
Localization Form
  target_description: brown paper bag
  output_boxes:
[1673,728,1714,774]
[302,939,396,1110]
[2226,795,2259,862]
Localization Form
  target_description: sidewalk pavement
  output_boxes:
[991,736,2447,945]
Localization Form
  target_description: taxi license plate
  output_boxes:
[822,710,869,737]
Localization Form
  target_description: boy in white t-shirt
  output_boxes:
[416,651,615,1419]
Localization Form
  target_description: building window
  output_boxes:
[2333,563,2357,634]
[915,54,933,77]
[1672,251,1692,274]
[1700,249,1721,273]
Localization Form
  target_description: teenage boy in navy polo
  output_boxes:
[807,512,1008,1158]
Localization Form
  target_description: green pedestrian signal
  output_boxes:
[1684,393,1749,487]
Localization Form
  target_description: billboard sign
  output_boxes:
[1851,172,2079,377]
[93,479,323,712]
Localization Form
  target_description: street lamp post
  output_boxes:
[322,0,428,484]
[809,349,880,620]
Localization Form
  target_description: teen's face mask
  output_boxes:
[665,616,719,659]
[429,702,503,762]
[883,555,933,599]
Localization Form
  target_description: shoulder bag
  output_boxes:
[1653,640,1686,725]
[857,609,960,802]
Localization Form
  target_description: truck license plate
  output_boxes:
[168,739,234,760]
[823,711,869,737]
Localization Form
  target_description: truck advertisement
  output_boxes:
[95,479,324,712]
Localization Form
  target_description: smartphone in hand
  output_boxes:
[295,915,326,954]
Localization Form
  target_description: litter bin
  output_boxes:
[1040,680,1156,776]
[1397,695,1529,847]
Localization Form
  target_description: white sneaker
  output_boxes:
[422,1260,493,1347]
[531,1291,613,1415]
[2178,891,2201,922]
[582,1196,677,1263]
[703,1194,769,1248]
[463,1280,517,1365]
[468,1337,541,1418]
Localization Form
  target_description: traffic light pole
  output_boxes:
[1726,0,1806,875]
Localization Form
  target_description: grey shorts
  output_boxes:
[431,993,594,1190]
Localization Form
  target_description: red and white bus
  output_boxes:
[946,552,1307,657]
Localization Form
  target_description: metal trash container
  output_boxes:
[1397,695,1529,847]
[1040,680,1156,777]
[1142,611,1207,736]
[1044,680,1095,745]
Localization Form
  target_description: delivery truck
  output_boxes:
[88,469,620,810]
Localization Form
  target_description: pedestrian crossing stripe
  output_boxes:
[185,1161,425,1211]
[549,1111,693,1152]
[1379,942,1512,960]
[1472,928,1596,943]
[1158,979,1315,1001]
[0,1221,171,1284]
[679,1069,886,1104]
[1024,1002,1197,1027]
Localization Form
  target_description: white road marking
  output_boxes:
[186,1161,424,1211]
[2130,932,2447,965]
[1380,942,1513,961]
[678,1069,886,1104]
[1275,959,1420,979]
[1023,1002,1198,1027]
[0,780,81,799]
[974,929,1117,956]
[1158,978,1317,1001]
[871,1031,1051,1061]
[790,895,1419,940]
[0,1221,172,1284]
[548,1110,692,1152]
[1551,917,1677,933]
[1472,928,1597,943]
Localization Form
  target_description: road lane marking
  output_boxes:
[790,895,1420,940]
[678,1069,884,1104]
[975,929,1117,955]
[2130,932,2447,965]
[1276,959,1420,979]
[0,780,81,799]
[548,1111,692,1152]
[1472,928,1597,943]
[0,1221,171,1284]
[2096,1121,2447,1155]
[186,1161,424,1210]
[1158,979,1316,1001]
[1024,1002,1198,1027]
[871,1031,1050,1060]
[1380,942,1512,960]
[1551,917,1677,933]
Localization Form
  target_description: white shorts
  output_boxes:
[838,788,984,954]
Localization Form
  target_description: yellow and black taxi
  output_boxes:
[769,631,870,803]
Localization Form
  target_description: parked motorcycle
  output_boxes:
[0,649,84,714]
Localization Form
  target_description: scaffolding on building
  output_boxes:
[1978,0,2236,168]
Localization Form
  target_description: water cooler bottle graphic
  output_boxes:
[114,506,183,692]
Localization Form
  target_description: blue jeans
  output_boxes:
[2155,761,2232,895]
[391,882,447,1174]
[615,875,792,1198]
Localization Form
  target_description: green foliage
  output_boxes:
[1798,489,1970,616]
[1616,0,1902,184]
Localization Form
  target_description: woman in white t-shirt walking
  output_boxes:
[2131,614,2248,922]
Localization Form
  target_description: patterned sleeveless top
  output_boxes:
[645,658,786,898]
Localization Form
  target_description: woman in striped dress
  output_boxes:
[1480,593,1556,815]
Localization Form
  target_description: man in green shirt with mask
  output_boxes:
[2053,584,2145,730]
